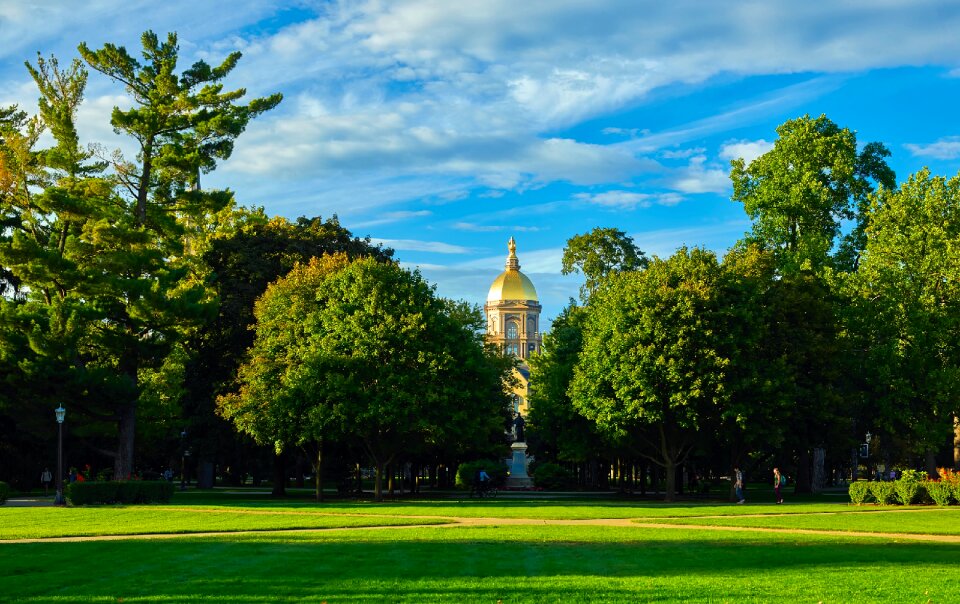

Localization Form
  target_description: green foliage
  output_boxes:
[560,227,648,300]
[924,481,954,507]
[868,481,897,505]
[730,113,894,274]
[0,481,9,503]
[220,256,512,501]
[849,171,960,457]
[847,481,871,505]
[532,462,574,490]
[893,477,924,506]
[571,247,731,501]
[65,480,173,505]
[455,460,508,489]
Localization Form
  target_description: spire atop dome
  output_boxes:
[505,237,520,271]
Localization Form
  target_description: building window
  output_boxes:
[506,321,519,339]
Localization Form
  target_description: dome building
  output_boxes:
[485,237,542,417]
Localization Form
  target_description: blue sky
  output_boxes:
[3,1,960,326]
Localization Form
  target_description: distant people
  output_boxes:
[163,468,173,482]
[773,467,784,504]
[734,467,745,504]
[478,469,490,483]
[41,468,52,495]
[68,467,78,483]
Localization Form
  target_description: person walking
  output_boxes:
[41,468,52,495]
[773,467,784,504]
[734,467,745,504]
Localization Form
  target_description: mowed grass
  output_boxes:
[4,494,960,602]
[0,507,447,540]
[647,506,960,535]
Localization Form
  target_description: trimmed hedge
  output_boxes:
[868,481,897,505]
[66,480,174,505]
[532,462,574,490]
[0,481,9,504]
[926,481,954,506]
[848,481,871,505]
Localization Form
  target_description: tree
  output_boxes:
[0,32,282,480]
[181,213,393,493]
[561,227,647,300]
[849,169,960,471]
[527,302,608,476]
[731,114,895,274]
[570,247,730,501]
[219,256,512,501]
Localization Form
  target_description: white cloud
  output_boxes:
[575,190,683,208]
[371,238,472,254]
[720,139,774,165]
[904,137,960,160]
[351,210,432,228]
[666,156,730,194]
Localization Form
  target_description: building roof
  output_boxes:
[486,237,539,302]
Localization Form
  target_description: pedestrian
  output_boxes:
[41,468,52,495]
[734,466,745,504]
[773,467,784,504]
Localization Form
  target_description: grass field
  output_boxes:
[3,490,959,602]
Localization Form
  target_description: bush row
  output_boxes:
[65,480,174,505]
[848,468,960,506]
[0,481,9,504]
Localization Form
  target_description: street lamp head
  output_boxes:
[865,431,872,443]
[55,405,66,424]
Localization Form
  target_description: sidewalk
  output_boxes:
[4,497,54,507]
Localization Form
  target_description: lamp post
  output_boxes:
[54,405,65,505]
[180,430,187,490]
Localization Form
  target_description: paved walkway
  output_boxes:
[5,514,960,545]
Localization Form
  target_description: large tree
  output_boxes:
[0,32,281,480]
[219,256,512,501]
[849,169,960,471]
[731,114,895,274]
[570,247,730,501]
[561,227,647,300]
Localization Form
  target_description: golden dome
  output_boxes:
[487,237,539,302]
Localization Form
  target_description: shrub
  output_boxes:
[532,462,574,490]
[869,481,897,505]
[455,460,507,489]
[66,481,173,505]
[893,470,926,505]
[0,481,9,504]
[848,481,871,505]
[925,481,954,506]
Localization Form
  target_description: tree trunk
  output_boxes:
[812,447,826,493]
[272,452,286,497]
[115,402,136,480]
[314,445,323,503]
[925,449,938,477]
[953,415,960,470]
[374,461,385,501]
[136,138,153,226]
[663,460,677,502]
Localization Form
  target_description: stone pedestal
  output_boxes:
[506,441,533,488]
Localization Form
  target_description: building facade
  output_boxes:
[485,237,542,417]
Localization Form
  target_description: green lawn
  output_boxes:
[3,494,959,602]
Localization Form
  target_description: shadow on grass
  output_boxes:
[4,529,959,602]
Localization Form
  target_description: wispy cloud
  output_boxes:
[904,137,960,160]
[351,210,432,228]
[720,139,774,165]
[575,190,683,208]
[452,223,543,233]
[371,238,472,254]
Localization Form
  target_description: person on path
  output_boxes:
[773,467,784,504]
[734,467,745,504]
[41,468,52,495]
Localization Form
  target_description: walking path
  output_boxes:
[4,514,960,544]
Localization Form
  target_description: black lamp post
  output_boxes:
[180,430,187,490]
[54,405,66,505]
